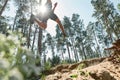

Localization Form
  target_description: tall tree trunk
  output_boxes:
[61,51,64,61]
[78,46,84,60]
[27,23,32,48]
[71,38,78,62]
[31,27,37,51]
[75,47,79,61]
[103,12,116,40]
[0,0,9,16]
[93,30,101,57]
[43,52,46,64]
[51,42,55,56]
[12,12,18,31]
[73,46,79,62]
[37,28,42,66]
[27,0,33,48]
[109,13,119,39]
[38,28,42,55]
[81,42,87,60]
[66,42,71,63]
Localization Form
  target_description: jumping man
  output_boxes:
[31,0,66,37]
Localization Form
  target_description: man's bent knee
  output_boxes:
[43,24,47,29]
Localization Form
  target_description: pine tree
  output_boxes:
[0,0,9,16]
[91,0,120,39]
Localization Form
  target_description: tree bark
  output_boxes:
[38,28,42,55]
[27,23,32,48]
[12,12,18,31]
[31,27,37,51]
[81,42,87,60]
[93,30,101,57]
[0,0,9,16]
[66,42,71,63]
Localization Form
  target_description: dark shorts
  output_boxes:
[49,11,58,21]
[37,11,58,23]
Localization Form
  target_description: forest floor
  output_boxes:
[43,39,120,80]
[44,56,120,80]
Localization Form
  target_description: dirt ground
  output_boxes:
[45,57,120,80]
[44,39,120,80]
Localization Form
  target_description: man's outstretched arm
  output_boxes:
[53,2,58,12]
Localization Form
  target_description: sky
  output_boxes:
[3,0,120,36]
[46,0,120,35]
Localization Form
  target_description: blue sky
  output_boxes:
[54,0,119,25]
[57,0,95,23]
[62,0,95,23]
[3,0,120,35]
[46,0,120,35]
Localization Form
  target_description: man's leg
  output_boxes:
[34,19,47,29]
[50,12,66,37]
[55,18,66,37]
[30,14,47,29]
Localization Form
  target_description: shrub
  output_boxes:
[0,31,40,80]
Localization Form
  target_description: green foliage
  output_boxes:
[79,70,90,77]
[0,16,8,34]
[75,63,90,78]
[70,74,78,78]
[41,74,46,80]
[118,4,120,10]
[77,63,86,70]
[0,31,40,80]
[61,59,76,64]
[49,55,61,67]
[44,61,51,70]
[79,71,85,76]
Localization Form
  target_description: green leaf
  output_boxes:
[70,74,78,78]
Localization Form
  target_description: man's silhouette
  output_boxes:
[31,0,66,37]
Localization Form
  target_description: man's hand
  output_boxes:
[54,2,58,8]
[53,2,58,12]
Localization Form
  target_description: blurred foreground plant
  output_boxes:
[0,31,40,80]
